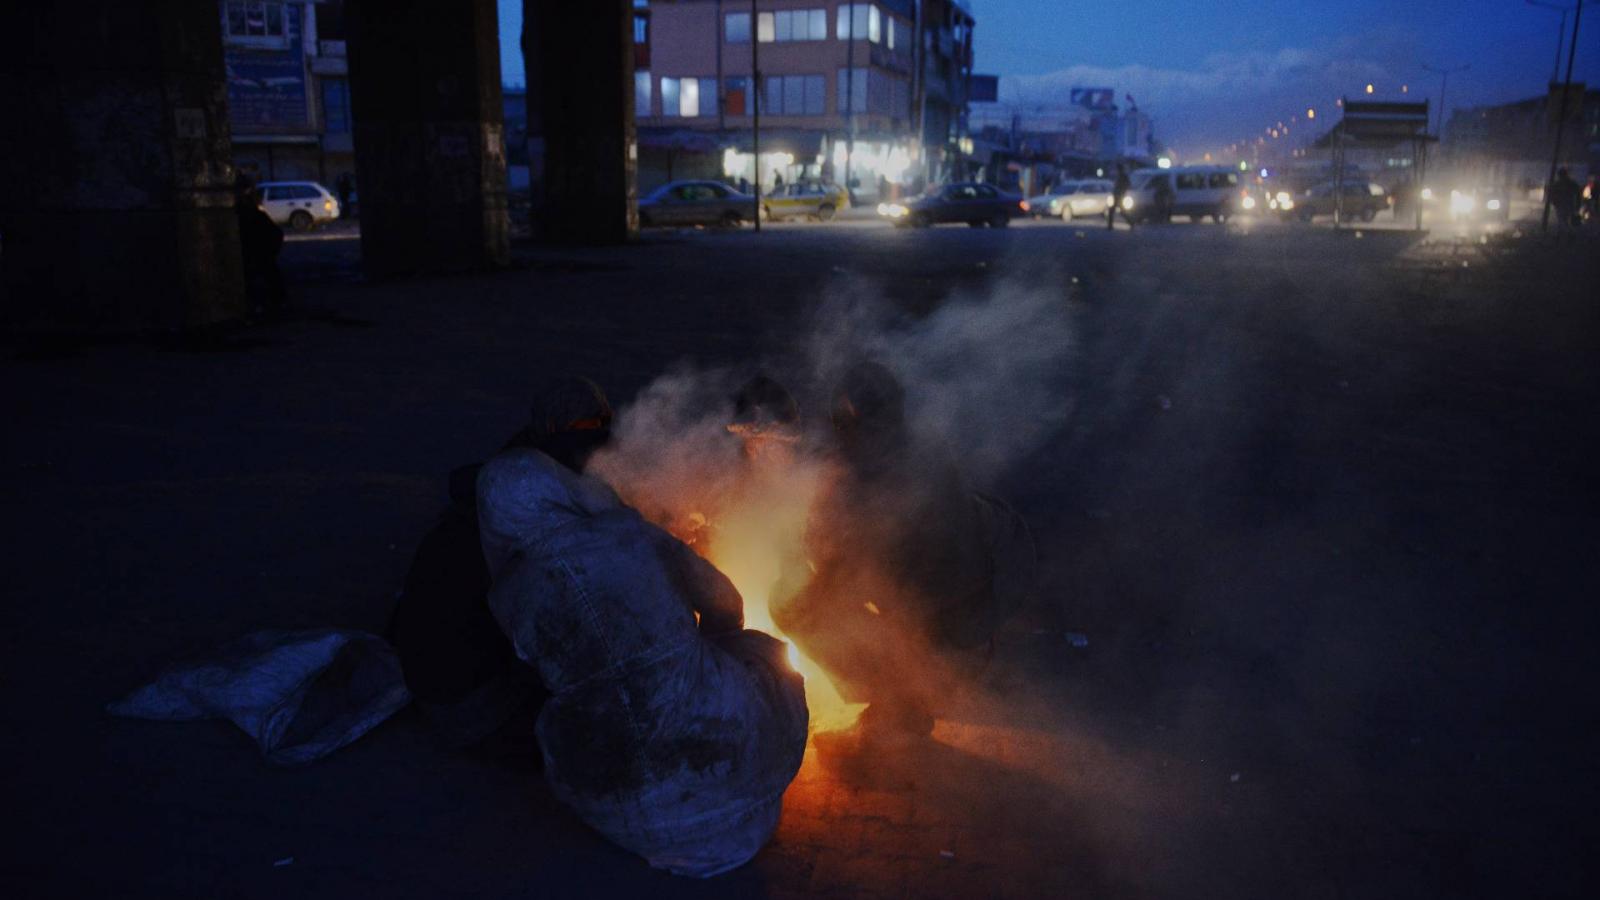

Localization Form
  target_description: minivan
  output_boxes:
[1125,166,1241,223]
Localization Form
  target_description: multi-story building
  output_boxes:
[1444,85,1599,187]
[966,99,1158,187]
[219,1,353,186]
[632,0,973,196]
[915,0,976,183]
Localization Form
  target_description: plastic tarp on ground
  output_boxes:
[478,449,808,877]
[108,629,410,766]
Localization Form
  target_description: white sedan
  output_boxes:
[258,181,341,232]
[1027,180,1116,220]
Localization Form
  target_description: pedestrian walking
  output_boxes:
[334,171,354,218]
[1549,168,1580,242]
[1108,164,1133,230]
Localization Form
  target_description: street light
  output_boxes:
[1527,0,1577,84]
[1421,62,1470,135]
[1306,108,1316,119]
[1364,83,1374,94]
[1540,0,1584,233]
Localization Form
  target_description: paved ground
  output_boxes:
[3,216,1597,898]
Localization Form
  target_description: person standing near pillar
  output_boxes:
[1108,164,1133,230]
[234,179,285,316]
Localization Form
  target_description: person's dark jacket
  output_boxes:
[388,464,545,748]
[1549,174,1580,214]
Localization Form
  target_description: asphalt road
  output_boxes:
[3,219,1596,898]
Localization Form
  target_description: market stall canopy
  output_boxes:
[637,128,723,154]
[1313,101,1437,148]
[725,129,826,158]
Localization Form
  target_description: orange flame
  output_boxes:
[702,475,865,733]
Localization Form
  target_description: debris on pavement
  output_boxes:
[107,628,411,766]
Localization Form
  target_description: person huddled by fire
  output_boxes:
[388,376,615,752]
[476,384,809,877]
[773,361,1036,738]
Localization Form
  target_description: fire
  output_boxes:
[702,473,865,733]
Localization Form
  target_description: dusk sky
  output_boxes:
[496,0,1596,156]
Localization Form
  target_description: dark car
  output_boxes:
[1294,181,1389,222]
[879,182,1027,228]
[639,180,756,227]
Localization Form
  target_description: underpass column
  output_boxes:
[345,0,509,276]
[0,1,245,333]
[524,0,637,242]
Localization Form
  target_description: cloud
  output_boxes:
[998,42,1404,150]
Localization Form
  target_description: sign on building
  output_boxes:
[1070,87,1114,111]
[225,4,310,129]
[969,74,999,104]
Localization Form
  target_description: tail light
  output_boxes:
[1019,200,1029,211]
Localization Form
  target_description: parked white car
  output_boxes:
[1125,166,1241,223]
[1027,179,1117,220]
[258,181,340,232]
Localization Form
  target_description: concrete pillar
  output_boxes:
[346,0,508,277]
[524,0,637,242]
[0,2,245,333]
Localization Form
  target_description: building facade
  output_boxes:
[1444,85,1598,187]
[220,0,353,186]
[632,0,973,196]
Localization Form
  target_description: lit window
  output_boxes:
[661,77,680,117]
[725,12,750,43]
[635,71,652,116]
[223,1,288,44]
[836,5,882,43]
[679,78,698,117]
[657,77,711,117]
[760,9,828,42]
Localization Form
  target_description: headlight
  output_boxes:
[1121,196,1134,210]
[877,203,908,217]
[1241,195,1257,210]
[1105,197,1114,208]
[323,200,334,210]
[1420,187,1434,201]
[1275,191,1291,206]
[1449,190,1475,215]
[1486,198,1501,211]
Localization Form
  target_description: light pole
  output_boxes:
[1420,62,1469,136]
[751,0,760,232]
[1526,0,1575,84]
[1542,0,1584,232]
